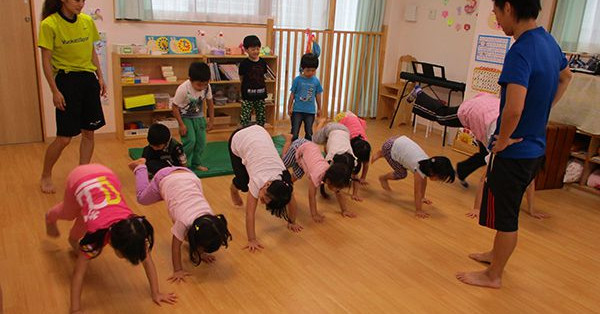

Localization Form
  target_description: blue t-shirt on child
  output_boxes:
[494,27,568,159]
[290,75,323,114]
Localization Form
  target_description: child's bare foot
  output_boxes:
[196,165,209,171]
[456,270,501,289]
[283,133,293,141]
[415,210,430,219]
[41,176,56,194]
[200,253,216,263]
[45,214,60,238]
[379,176,392,191]
[230,184,243,206]
[128,158,146,171]
[468,251,492,264]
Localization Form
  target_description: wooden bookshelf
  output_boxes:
[113,53,278,141]
[567,130,600,194]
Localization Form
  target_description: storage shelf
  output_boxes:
[122,80,184,87]
[211,79,276,84]
[118,54,276,59]
[380,93,399,100]
[570,151,588,161]
[570,183,600,196]
[214,102,275,109]
[123,108,172,114]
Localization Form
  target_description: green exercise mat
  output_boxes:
[128,135,286,179]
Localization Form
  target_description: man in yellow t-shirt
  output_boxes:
[38,1,106,195]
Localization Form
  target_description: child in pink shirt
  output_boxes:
[281,134,356,221]
[129,160,231,283]
[44,164,175,313]
[335,111,372,185]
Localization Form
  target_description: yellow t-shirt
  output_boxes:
[38,12,100,74]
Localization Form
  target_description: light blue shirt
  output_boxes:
[290,75,323,114]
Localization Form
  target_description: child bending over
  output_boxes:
[281,134,356,221]
[44,164,175,313]
[334,111,372,185]
[371,136,455,218]
[129,160,232,283]
[229,125,303,252]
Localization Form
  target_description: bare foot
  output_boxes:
[456,270,501,289]
[468,251,492,264]
[379,176,392,191]
[283,133,293,141]
[341,210,357,218]
[45,214,60,238]
[415,210,430,219]
[41,176,56,194]
[196,165,209,171]
[201,253,216,263]
[230,184,243,206]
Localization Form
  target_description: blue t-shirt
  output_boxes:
[494,27,568,159]
[290,75,323,114]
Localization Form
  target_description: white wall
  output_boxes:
[382,0,478,87]
[32,0,267,137]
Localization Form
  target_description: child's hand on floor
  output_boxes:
[415,210,430,219]
[422,198,433,205]
[152,292,177,306]
[167,271,191,283]
[341,210,357,218]
[244,239,264,252]
[359,179,369,186]
[201,253,216,263]
[312,213,325,223]
[466,209,479,219]
[127,158,146,172]
[351,194,363,202]
[287,222,304,232]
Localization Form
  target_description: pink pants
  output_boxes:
[46,164,116,240]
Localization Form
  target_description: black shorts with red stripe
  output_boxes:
[479,154,545,232]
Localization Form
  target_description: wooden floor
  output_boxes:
[1,120,599,314]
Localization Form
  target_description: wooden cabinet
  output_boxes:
[112,53,278,141]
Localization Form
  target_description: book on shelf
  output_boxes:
[265,64,276,80]
[218,64,240,81]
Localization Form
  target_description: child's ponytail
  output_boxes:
[265,170,294,222]
[418,156,456,183]
[188,214,232,266]
[41,0,62,19]
[109,216,155,265]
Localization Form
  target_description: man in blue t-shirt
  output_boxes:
[457,0,572,289]
[288,53,323,141]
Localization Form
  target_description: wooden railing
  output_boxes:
[268,25,387,121]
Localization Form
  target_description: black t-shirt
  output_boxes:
[141,140,187,177]
[239,58,268,101]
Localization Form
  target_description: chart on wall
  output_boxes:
[475,35,511,65]
[472,66,502,95]
[94,32,109,105]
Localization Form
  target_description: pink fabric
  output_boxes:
[338,111,368,140]
[457,93,500,143]
[296,141,330,187]
[46,164,133,239]
[587,169,600,189]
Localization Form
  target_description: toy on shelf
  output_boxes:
[161,66,177,82]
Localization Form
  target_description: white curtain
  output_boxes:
[116,0,273,24]
[579,0,600,53]
[271,0,329,29]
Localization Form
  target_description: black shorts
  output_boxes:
[228,125,251,192]
[479,154,545,232]
[55,71,105,137]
